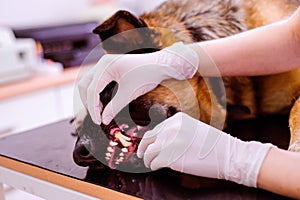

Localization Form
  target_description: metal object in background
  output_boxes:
[0,27,36,84]
[14,22,104,68]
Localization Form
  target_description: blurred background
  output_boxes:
[0,0,166,28]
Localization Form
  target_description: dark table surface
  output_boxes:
[0,115,292,200]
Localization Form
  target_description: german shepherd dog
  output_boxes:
[73,0,300,172]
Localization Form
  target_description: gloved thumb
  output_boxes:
[102,77,157,125]
[101,93,126,125]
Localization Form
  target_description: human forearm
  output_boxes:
[189,17,300,76]
[257,148,300,199]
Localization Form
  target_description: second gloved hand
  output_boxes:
[78,42,199,125]
[137,112,275,187]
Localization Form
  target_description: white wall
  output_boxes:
[0,0,89,28]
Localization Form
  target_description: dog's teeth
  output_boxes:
[114,131,132,147]
[118,152,124,160]
[121,147,128,153]
[119,137,132,147]
[115,131,131,141]
[109,141,118,146]
[106,153,111,157]
[115,161,120,165]
[115,156,124,164]
[107,147,114,153]
[123,124,129,129]
[105,156,110,161]
[120,133,131,141]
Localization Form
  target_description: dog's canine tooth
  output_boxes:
[115,131,131,141]
[120,133,131,141]
[119,137,132,147]
[115,131,132,146]
[109,140,118,146]
[106,153,112,157]
[121,147,128,153]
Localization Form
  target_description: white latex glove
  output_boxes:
[78,42,199,125]
[137,112,276,187]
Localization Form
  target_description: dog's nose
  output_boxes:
[73,139,104,168]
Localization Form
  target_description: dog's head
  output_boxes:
[73,10,227,172]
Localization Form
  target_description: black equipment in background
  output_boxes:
[14,22,104,68]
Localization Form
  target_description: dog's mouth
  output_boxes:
[73,114,153,171]
[101,121,150,169]
[73,104,173,172]
[73,81,178,171]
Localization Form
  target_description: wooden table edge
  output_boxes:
[0,65,93,100]
[0,155,142,200]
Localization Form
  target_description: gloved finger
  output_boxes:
[86,75,111,125]
[141,124,173,169]
[78,78,90,109]
[101,77,157,125]
[101,87,151,125]
[137,130,158,159]
[149,147,177,171]
[142,141,164,169]
[137,116,173,158]
[83,54,122,124]
[100,82,132,125]
[77,68,95,108]
[86,84,102,125]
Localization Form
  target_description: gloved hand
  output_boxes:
[137,112,276,187]
[78,42,199,125]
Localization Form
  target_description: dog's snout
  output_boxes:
[73,139,104,168]
[75,142,91,157]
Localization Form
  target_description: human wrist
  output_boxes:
[224,138,276,187]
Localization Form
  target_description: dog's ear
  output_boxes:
[93,10,159,53]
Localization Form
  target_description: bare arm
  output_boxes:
[257,148,300,199]
[189,6,300,76]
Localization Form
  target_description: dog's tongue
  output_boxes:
[108,146,116,169]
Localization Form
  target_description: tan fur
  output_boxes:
[243,0,299,28]
[289,98,300,150]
